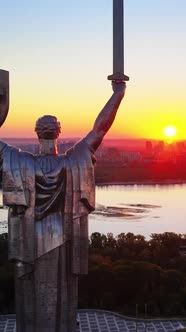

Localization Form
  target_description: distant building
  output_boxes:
[146,140,152,153]
[120,151,142,163]
[95,149,107,159]
[154,141,165,155]
[176,141,186,153]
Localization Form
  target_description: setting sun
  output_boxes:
[163,126,177,138]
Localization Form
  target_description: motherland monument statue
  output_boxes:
[0,1,129,331]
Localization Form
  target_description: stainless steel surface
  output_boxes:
[0,69,9,127]
[113,0,124,74]
[0,83,126,331]
[108,0,129,81]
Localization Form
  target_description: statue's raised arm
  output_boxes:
[84,81,126,151]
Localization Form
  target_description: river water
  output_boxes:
[0,184,186,239]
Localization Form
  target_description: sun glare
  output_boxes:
[164,126,177,138]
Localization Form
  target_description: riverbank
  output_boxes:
[96,179,186,186]
[95,160,186,184]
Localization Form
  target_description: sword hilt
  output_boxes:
[108,72,129,81]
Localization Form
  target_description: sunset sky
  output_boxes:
[0,0,186,140]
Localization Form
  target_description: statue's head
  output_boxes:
[35,115,61,139]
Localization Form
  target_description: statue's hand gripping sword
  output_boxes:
[108,0,129,82]
[0,69,9,127]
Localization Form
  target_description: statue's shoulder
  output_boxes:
[0,141,18,155]
[0,140,7,153]
[0,142,35,157]
[9,147,35,163]
[66,139,88,155]
[64,139,95,166]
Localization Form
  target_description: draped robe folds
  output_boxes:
[0,139,96,331]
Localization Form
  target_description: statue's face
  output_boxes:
[35,115,61,139]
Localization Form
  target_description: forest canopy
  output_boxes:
[1,231,186,316]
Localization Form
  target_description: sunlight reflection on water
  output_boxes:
[1,184,186,239]
[89,184,186,239]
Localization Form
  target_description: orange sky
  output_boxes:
[0,1,186,141]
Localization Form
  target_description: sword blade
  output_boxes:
[113,0,124,75]
[108,0,129,81]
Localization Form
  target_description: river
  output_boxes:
[0,184,186,239]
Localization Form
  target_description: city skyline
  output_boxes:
[0,0,186,140]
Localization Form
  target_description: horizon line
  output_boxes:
[1,137,186,142]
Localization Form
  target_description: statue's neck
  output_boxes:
[39,139,58,155]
